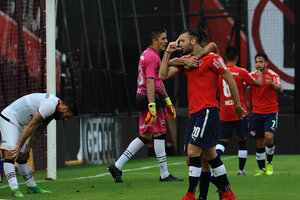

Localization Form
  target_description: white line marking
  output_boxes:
[0,156,236,189]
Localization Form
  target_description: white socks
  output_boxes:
[115,137,145,170]
[4,162,18,190]
[17,163,37,187]
[154,139,169,179]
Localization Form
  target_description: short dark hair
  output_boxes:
[225,46,238,61]
[63,99,78,116]
[181,27,208,46]
[255,52,268,62]
[148,27,167,45]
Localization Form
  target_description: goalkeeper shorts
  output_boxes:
[139,107,166,135]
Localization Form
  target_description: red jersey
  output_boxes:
[250,68,281,114]
[179,53,227,114]
[218,65,255,121]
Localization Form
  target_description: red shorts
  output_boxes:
[139,107,166,135]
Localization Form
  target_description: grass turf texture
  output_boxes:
[0,155,299,200]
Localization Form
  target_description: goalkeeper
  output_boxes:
[0,93,77,197]
[108,27,183,183]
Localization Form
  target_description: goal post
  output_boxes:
[46,0,57,180]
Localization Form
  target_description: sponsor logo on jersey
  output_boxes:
[225,100,234,106]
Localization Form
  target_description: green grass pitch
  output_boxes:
[0,155,299,199]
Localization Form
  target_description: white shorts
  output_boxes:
[0,116,26,152]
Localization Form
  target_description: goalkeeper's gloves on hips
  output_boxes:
[145,103,157,126]
[165,97,176,119]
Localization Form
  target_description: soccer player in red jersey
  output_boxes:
[216,46,262,176]
[249,53,283,176]
[108,27,182,183]
[160,28,244,200]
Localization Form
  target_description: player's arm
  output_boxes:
[160,53,181,80]
[169,57,198,68]
[161,82,168,99]
[159,38,182,80]
[27,117,52,149]
[266,75,283,93]
[146,78,155,103]
[252,70,263,87]
[221,70,245,119]
[18,118,52,161]
[196,42,219,58]
[161,82,176,119]
[9,112,46,160]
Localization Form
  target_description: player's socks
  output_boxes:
[256,147,266,171]
[216,141,227,157]
[265,144,275,164]
[238,142,247,171]
[199,171,210,200]
[208,157,231,192]
[115,136,148,170]
[188,156,201,194]
[4,160,18,190]
[17,161,37,187]
[154,138,169,179]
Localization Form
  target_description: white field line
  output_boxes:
[0,156,236,189]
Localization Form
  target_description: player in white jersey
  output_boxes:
[0,93,77,197]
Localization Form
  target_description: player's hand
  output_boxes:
[165,38,182,54]
[235,105,246,120]
[266,75,272,84]
[256,70,263,77]
[186,155,190,166]
[9,146,22,161]
[165,97,176,120]
[145,103,156,126]
[184,56,199,69]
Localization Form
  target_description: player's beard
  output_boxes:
[183,43,193,54]
[53,111,62,120]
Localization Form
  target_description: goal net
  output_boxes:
[0,0,47,177]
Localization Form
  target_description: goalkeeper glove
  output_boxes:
[145,103,156,126]
[165,97,176,119]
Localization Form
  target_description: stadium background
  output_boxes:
[0,0,299,171]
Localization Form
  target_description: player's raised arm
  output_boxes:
[252,70,263,87]
[159,39,181,80]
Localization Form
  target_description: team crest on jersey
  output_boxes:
[250,131,256,136]
[161,120,165,127]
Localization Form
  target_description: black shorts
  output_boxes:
[219,116,249,139]
[249,113,278,139]
[188,107,219,148]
